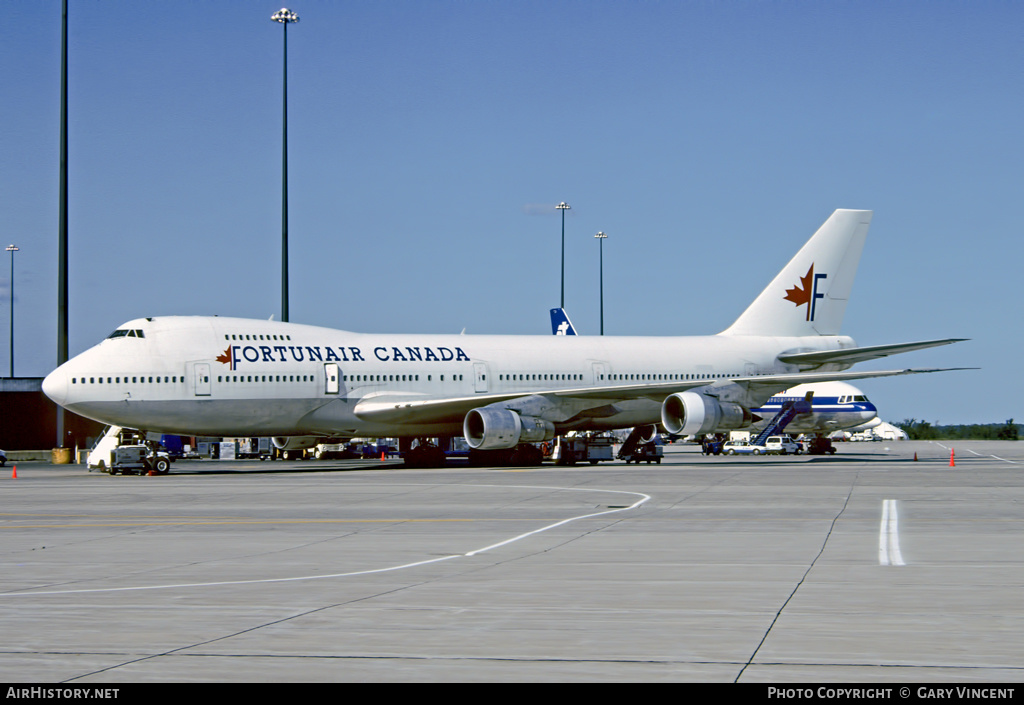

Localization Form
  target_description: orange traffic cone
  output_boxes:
[11,465,16,479]
[913,452,918,461]
[381,451,385,461]
[949,449,956,467]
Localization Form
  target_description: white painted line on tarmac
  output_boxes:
[1,483,651,597]
[879,499,905,566]
[465,487,649,556]
[930,441,1018,464]
[966,447,1021,464]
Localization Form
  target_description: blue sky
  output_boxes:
[1,1,1019,424]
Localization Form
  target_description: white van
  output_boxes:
[763,435,801,455]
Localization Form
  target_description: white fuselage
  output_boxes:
[42,316,854,439]
[750,381,878,434]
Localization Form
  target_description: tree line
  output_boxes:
[894,419,1019,441]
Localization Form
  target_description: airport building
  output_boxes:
[0,378,103,452]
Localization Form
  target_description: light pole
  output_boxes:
[272,7,299,323]
[556,202,571,308]
[57,0,68,445]
[6,245,18,377]
[594,232,607,335]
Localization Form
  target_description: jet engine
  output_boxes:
[271,436,322,451]
[463,407,555,450]
[660,392,752,436]
[636,424,659,443]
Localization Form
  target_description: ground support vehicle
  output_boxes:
[444,437,471,460]
[762,435,802,455]
[87,426,172,474]
[552,433,614,465]
[700,437,726,455]
[312,442,355,460]
[723,440,760,455]
[361,441,396,459]
[404,441,448,468]
[158,435,186,459]
[235,438,257,459]
[805,437,837,455]
[108,444,172,475]
[619,440,663,464]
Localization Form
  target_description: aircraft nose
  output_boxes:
[42,366,69,407]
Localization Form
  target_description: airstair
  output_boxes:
[616,426,646,460]
[750,392,813,447]
[87,425,123,471]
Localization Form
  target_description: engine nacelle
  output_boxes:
[464,407,555,450]
[637,424,659,443]
[271,436,321,451]
[661,392,752,436]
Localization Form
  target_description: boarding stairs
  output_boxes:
[616,426,649,460]
[750,392,813,447]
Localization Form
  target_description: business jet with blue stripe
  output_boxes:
[42,210,967,464]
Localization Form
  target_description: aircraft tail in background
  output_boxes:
[550,308,578,336]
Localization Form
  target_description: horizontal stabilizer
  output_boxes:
[778,338,968,366]
[734,367,977,400]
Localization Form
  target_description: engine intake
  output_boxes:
[464,407,555,450]
[637,424,659,443]
[661,392,752,436]
[271,436,321,451]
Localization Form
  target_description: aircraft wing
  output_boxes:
[777,338,967,366]
[352,379,714,425]
[352,367,972,426]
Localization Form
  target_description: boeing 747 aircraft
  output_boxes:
[43,210,966,465]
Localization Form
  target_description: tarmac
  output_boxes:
[1,440,1022,683]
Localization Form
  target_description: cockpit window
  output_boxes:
[107,329,145,339]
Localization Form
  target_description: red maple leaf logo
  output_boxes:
[216,347,233,365]
[783,263,814,311]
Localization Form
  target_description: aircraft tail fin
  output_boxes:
[550,308,578,335]
[721,209,872,337]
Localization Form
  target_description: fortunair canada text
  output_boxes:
[217,345,471,371]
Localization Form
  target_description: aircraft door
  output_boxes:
[325,363,340,394]
[592,362,607,384]
[473,362,488,393]
[193,363,211,396]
